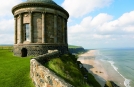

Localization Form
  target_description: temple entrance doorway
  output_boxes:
[21,48,27,57]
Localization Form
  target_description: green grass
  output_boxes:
[0,46,13,50]
[105,81,113,87]
[44,54,101,87]
[0,49,34,87]
[68,45,82,48]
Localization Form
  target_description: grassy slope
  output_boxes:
[0,49,34,87]
[44,54,101,87]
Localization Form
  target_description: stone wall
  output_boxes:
[13,44,68,57]
[14,7,68,44]
[30,50,73,87]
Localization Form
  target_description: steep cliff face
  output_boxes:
[68,45,85,53]
[69,47,85,53]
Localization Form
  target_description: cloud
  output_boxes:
[62,0,112,18]
[0,34,14,44]
[99,11,134,34]
[68,11,134,48]
[91,13,113,26]
[0,0,23,44]
[68,13,113,35]
[0,0,22,18]
[0,19,14,34]
[118,11,134,26]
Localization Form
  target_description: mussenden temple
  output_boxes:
[12,0,69,57]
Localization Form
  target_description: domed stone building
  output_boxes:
[12,0,69,57]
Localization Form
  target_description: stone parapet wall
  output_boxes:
[30,51,73,87]
[33,50,60,63]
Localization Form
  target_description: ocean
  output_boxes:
[95,49,134,87]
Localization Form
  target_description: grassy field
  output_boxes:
[0,49,34,87]
[0,46,13,50]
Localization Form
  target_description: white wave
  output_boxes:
[124,79,131,87]
[108,61,118,71]
[108,61,131,87]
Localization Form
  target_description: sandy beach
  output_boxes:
[77,50,125,87]
[78,50,108,87]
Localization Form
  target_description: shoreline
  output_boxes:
[78,50,125,87]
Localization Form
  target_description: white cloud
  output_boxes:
[0,19,14,34]
[91,13,113,26]
[0,34,14,44]
[123,26,134,32]
[69,13,114,35]
[68,11,134,48]
[118,11,134,26]
[92,34,111,39]
[62,0,112,17]
[99,11,134,34]
[0,0,22,18]
[0,0,23,44]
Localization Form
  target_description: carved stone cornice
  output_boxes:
[12,2,69,18]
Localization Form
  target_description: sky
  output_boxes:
[0,0,134,49]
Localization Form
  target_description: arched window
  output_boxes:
[24,23,30,41]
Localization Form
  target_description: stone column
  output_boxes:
[14,17,17,44]
[30,12,33,43]
[54,14,57,43]
[19,14,23,43]
[65,19,68,44]
[42,12,45,43]
[62,18,65,44]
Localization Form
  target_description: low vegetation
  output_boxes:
[105,81,113,87]
[44,54,101,87]
[104,81,119,87]
[68,45,83,48]
[0,49,34,87]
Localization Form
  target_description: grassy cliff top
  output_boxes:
[44,54,101,87]
[68,45,83,48]
[0,49,34,87]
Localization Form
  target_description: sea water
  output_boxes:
[95,49,134,87]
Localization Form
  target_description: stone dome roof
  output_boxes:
[26,0,57,5]
[12,0,69,17]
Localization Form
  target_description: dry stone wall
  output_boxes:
[30,50,73,87]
